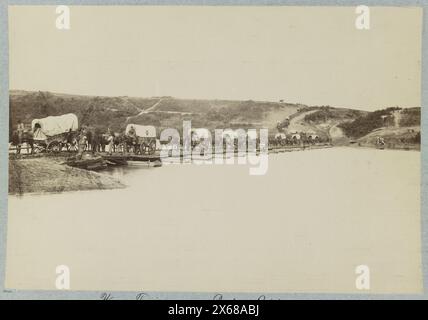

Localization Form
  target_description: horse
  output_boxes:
[112,133,139,154]
[290,134,301,145]
[274,133,287,146]
[99,133,128,154]
[97,133,109,152]
[87,130,108,153]
[64,130,79,152]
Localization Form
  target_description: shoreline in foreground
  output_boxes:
[8,156,125,195]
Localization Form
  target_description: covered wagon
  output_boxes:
[274,133,287,146]
[189,128,213,153]
[31,113,79,152]
[126,124,157,154]
[221,129,248,151]
[307,134,320,144]
[191,128,210,144]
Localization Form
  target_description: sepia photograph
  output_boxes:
[1,4,425,298]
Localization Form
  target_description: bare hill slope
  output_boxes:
[10,90,418,147]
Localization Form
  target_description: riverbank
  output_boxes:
[9,156,125,195]
[8,141,411,196]
[8,145,332,194]
[353,126,420,151]
[351,142,420,151]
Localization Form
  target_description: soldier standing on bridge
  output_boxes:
[107,129,114,155]
[128,125,137,141]
[77,127,88,159]
[127,125,138,152]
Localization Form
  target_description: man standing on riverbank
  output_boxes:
[15,120,25,154]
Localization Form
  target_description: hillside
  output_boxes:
[8,90,420,148]
[338,107,421,147]
[9,90,157,135]
[9,90,308,135]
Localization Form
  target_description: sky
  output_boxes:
[8,6,422,111]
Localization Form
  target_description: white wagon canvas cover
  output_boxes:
[31,113,78,140]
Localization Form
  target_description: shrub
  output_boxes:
[339,107,400,139]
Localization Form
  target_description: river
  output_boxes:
[5,147,422,293]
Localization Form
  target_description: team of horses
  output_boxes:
[9,128,144,155]
[271,133,322,147]
[10,127,326,155]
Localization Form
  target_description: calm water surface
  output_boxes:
[6,147,422,293]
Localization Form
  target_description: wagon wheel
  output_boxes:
[47,141,61,153]
[148,140,156,155]
[71,140,79,152]
[33,142,47,153]
[66,139,78,152]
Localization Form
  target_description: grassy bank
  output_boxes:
[352,142,420,151]
[9,156,125,195]
[353,126,420,151]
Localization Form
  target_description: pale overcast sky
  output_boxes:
[8,6,422,111]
